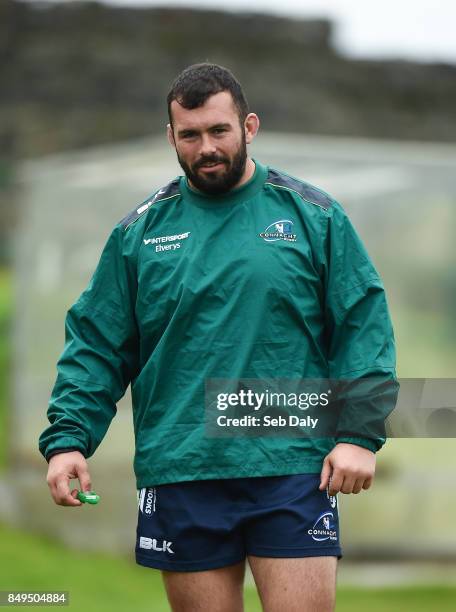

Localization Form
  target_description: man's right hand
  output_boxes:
[46,451,92,507]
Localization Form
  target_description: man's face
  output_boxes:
[168,91,248,195]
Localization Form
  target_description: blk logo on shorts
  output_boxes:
[139,536,174,554]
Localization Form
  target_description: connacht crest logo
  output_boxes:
[259,219,297,242]
[307,511,338,542]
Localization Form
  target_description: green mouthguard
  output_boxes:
[77,490,100,504]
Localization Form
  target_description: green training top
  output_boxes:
[38,159,397,488]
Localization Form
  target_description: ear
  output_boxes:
[244,113,260,145]
[167,123,176,147]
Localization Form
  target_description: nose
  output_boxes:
[199,133,217,158]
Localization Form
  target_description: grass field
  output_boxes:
[0,267,12,472]
[1,523,456,611]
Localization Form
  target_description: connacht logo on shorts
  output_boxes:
[307,511,338,542]
[259,219,297,242]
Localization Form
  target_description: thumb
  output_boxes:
[319,456,332,490]
[77,464,92,493]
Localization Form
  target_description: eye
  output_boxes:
[180,131,198,140]
[213,128,226,134]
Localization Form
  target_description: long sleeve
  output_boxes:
[38,223,140,461]
[322,201,399,452]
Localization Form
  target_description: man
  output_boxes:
[40,63,397,611]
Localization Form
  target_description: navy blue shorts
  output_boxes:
[135,474,342,572]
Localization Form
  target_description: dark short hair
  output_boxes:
[167,63,249,127]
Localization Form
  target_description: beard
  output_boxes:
[176,134,248,195]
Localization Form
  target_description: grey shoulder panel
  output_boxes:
[266,168,333,210]
[119,178,181,229]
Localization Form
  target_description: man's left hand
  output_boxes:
[318,442,376,495]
